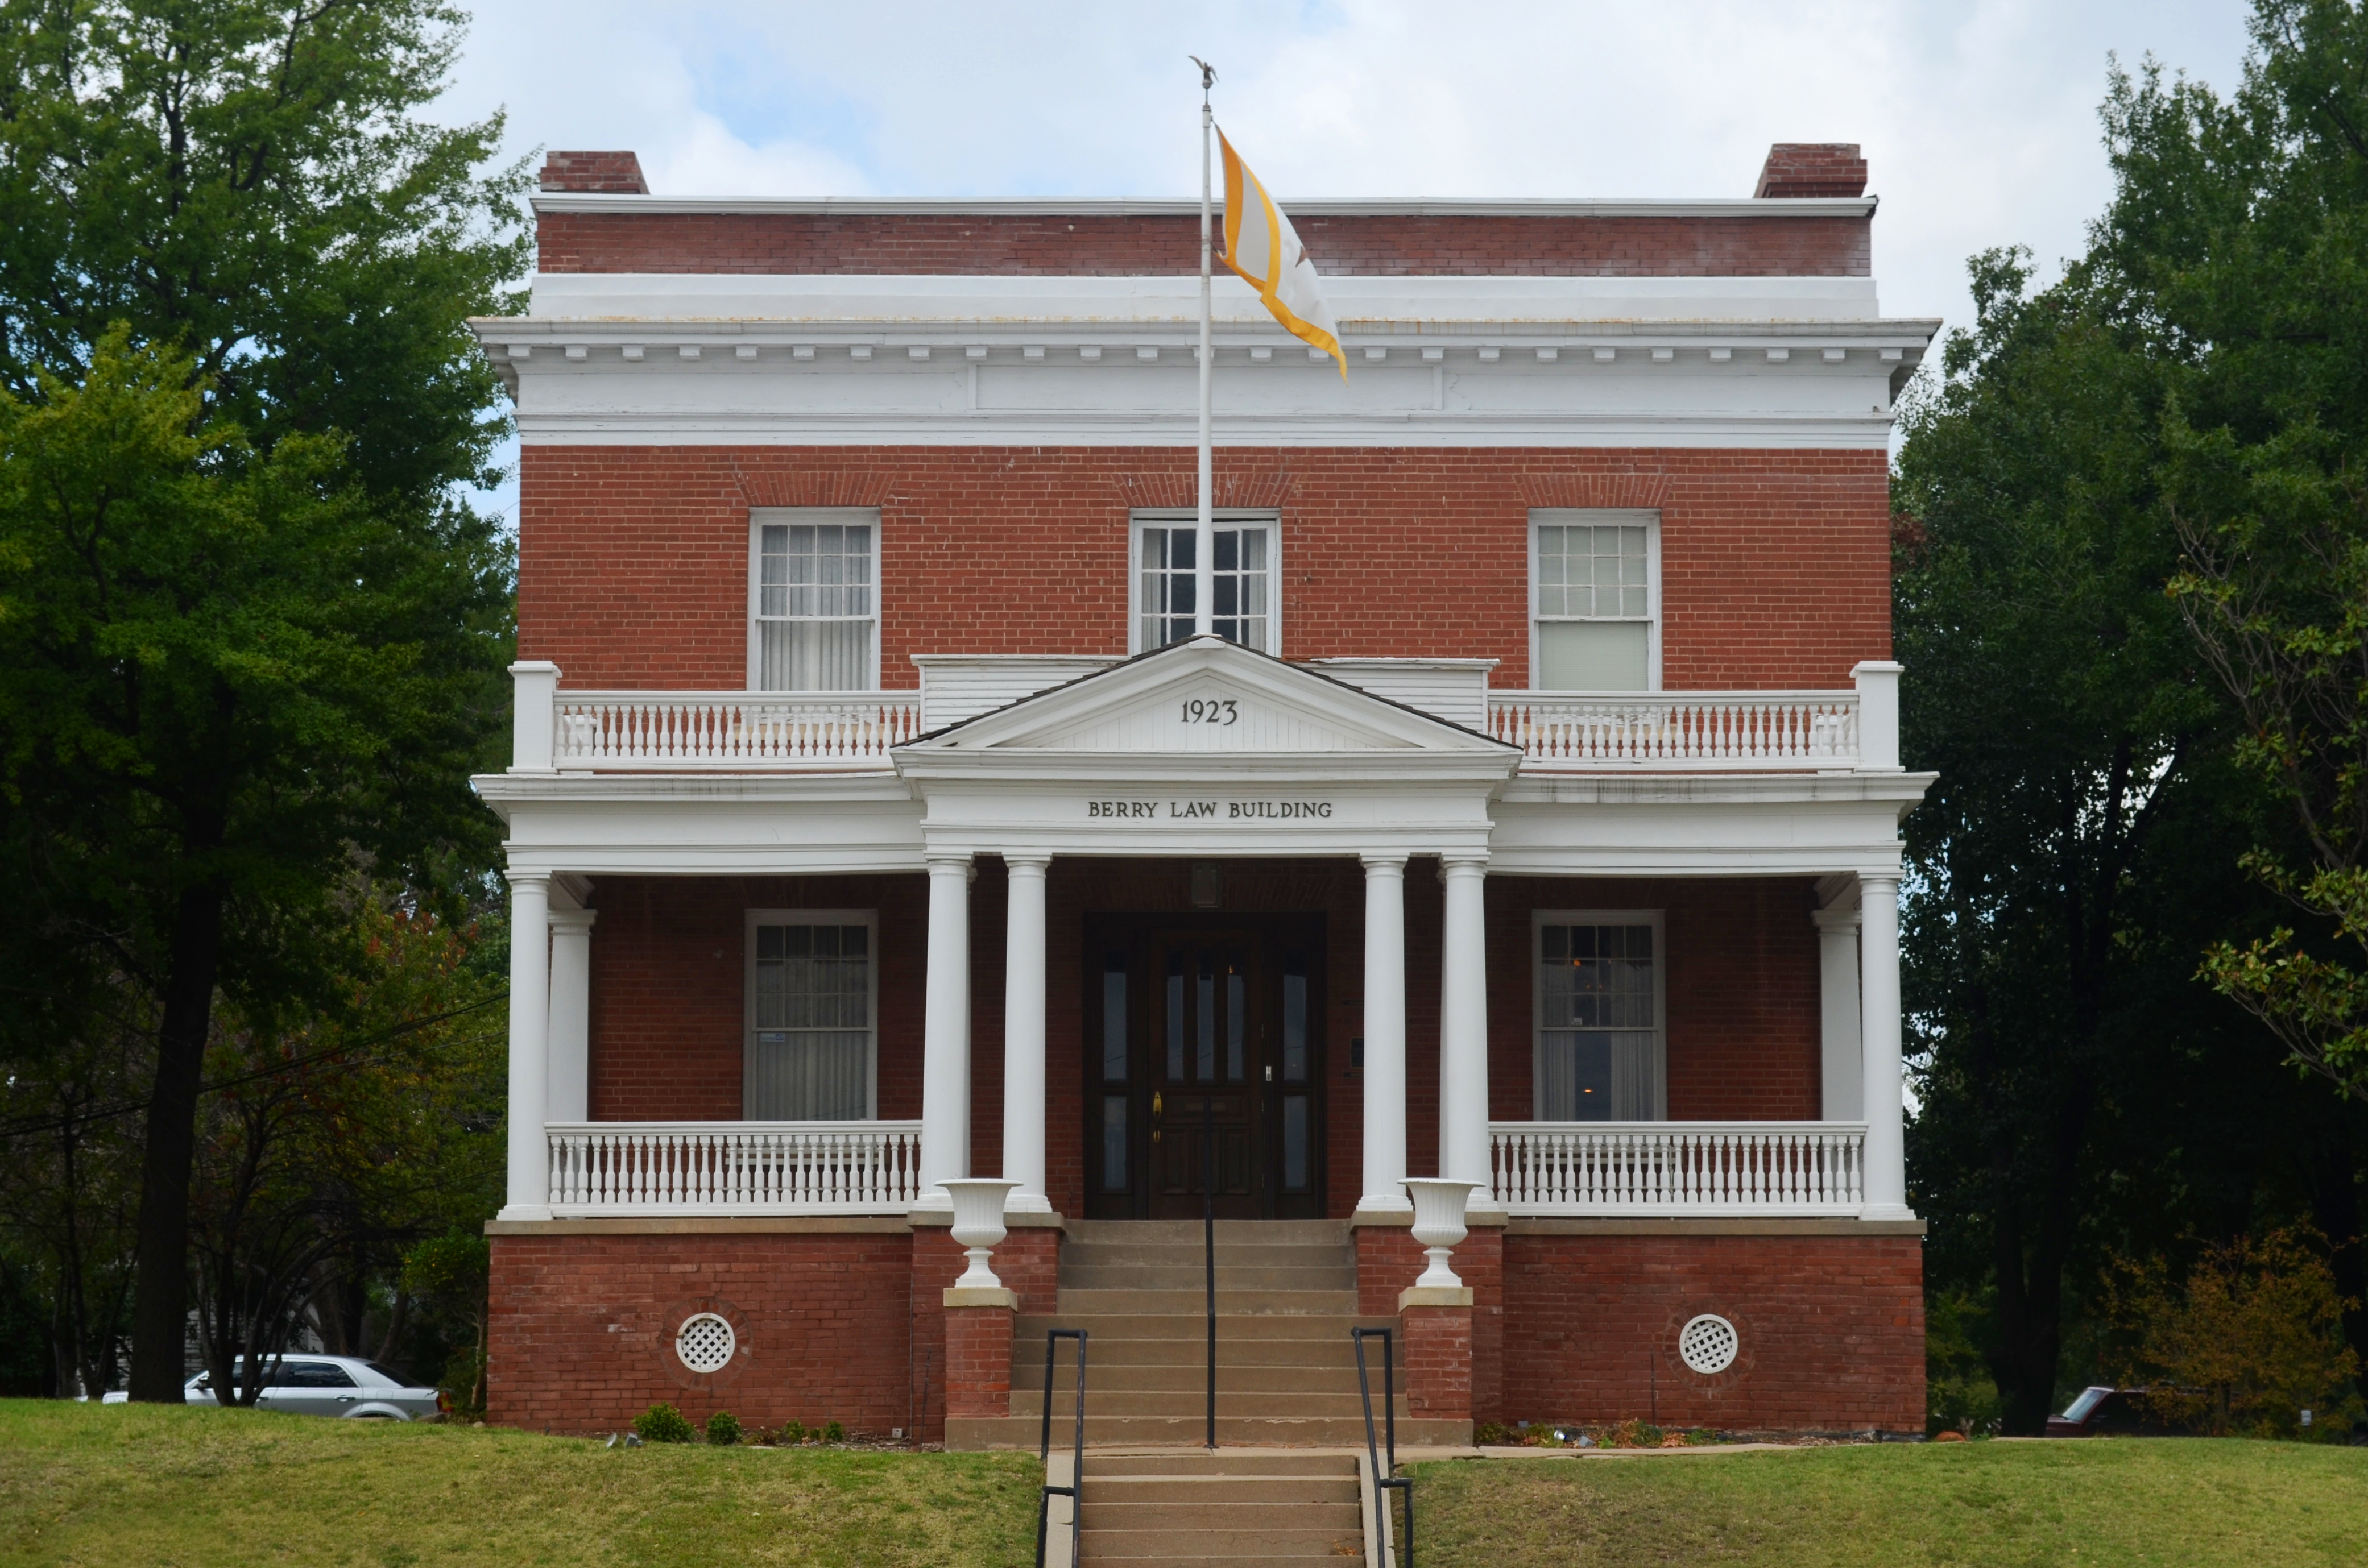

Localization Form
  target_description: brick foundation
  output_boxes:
[486,1229,917,1436]
[1500,1230,1925,1433]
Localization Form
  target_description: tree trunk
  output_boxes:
[127,883,225,1401]
[2297,1107,2368,1403]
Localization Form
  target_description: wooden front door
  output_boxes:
[1083,914,1326,1219]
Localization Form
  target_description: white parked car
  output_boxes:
[103,1355,442,1419]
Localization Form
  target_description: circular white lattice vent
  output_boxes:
[1677,1314,1739,1376]
[676,1312,737,1374]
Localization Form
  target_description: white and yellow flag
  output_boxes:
[1218,130,1346,378]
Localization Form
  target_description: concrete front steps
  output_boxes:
[1069,1449,1367,1566]
[949,1219,1467,1451]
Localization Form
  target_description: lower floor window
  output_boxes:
[747,912,876,1120]
[1536,914,1664,1121]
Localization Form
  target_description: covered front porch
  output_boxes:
[483,634,1920,1229]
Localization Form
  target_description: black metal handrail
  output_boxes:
[1351,1326,1413,1568]
[1203,1090,1216,1449]
[1035,1327,1088,1568]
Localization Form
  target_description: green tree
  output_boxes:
[0,0,522,1401]
[2081,1,2368,1106]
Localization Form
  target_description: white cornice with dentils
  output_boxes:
[528,193,1879,219]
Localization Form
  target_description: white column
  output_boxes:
[1858,872,1911,1218]
[1001,854,1051,1215]
[547,907,597,1123]
[920,852,974,1208]
[1438,856,1492,1196]
[1359,853,1411,1214]
[1813,902,1862,1122]
[501,872,552,1219]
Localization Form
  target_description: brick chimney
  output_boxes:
[539,150,648,194]
[1753,143,1866,199]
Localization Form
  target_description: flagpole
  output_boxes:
[1193,58,1215,640]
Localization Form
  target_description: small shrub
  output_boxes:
[706,1409,741,1446]
[822,1419,845,1443]
[634,1402,696,1443]
[1473,1421,1516,1445]
[780,1418,806,1445]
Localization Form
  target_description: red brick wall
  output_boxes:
[1500,1232,1924,1432]
[585,874,930,1122]
[1487,877,1825,1123]
[515,446,1891,694]
[942,1304,1015,1420]
[534,211,1869,279]
[487,1231,916,1435]
[1401,1305,1473,1420]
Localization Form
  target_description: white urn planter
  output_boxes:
[1401,1177,1477,1291]
[941,1178,1019,1291]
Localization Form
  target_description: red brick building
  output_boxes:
[473,141,1935,1448]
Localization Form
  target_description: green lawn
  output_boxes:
[0,1401,1041,1567]
[1412,1439,2368,1566]
[7,1403,2365,1567]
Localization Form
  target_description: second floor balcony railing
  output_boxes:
[504,659,1900,775]
[1485,690,1861,770]
[552,690,923,769]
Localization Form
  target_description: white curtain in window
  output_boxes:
[1539,922,1659,1119]
[757,521,874,690]
[747,923,871,1120]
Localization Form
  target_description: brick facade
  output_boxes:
[517,445,1891,695]
[532,211,1869,279]
[1500,1231,1926,1433]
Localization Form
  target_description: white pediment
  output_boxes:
[900,636,1514,757]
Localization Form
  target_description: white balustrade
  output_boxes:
[550,691,921,769]
[546,1121,925,1214]
[1489,1122,1866,1215]
[1485,691,1858,770]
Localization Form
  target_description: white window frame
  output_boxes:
[1527,508,1662,691]
[1127,510,1284,656]
[746,508,883,692]
[1531,907,1667,1121]
[744,907,880,1121]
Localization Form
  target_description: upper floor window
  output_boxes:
[1531,509,1659,690]
[750,508,877,690]
[746,910,876,1121]
[1534,911,1665,1121]
[1131,512,1279,654]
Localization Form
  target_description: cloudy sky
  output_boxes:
[440,1,2261,511]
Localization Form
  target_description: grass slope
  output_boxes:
[0,1401,1041,1567]
[1413,1440,2367,1567]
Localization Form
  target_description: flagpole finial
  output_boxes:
[1189,55,1216,97]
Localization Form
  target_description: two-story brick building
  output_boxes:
[473,141,1938,1450]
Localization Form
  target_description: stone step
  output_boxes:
[1084,1477,1360,1508]
[947,1413,1467,1448]
[1080,1525,1367,1561]
[1063,1219,1351,1246]
[1084,1500,1364,1532]
[1014,1338,1393,1372]
[1061,1243,1355,1271]
[1083,1451,1356,1478]
[1057,1289,1360,1315]
[1059,1266,1356,1292]
[1025,1364,1365,1393]
[1014,1390,1404,1419]
[1013,1317,1382,1335]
